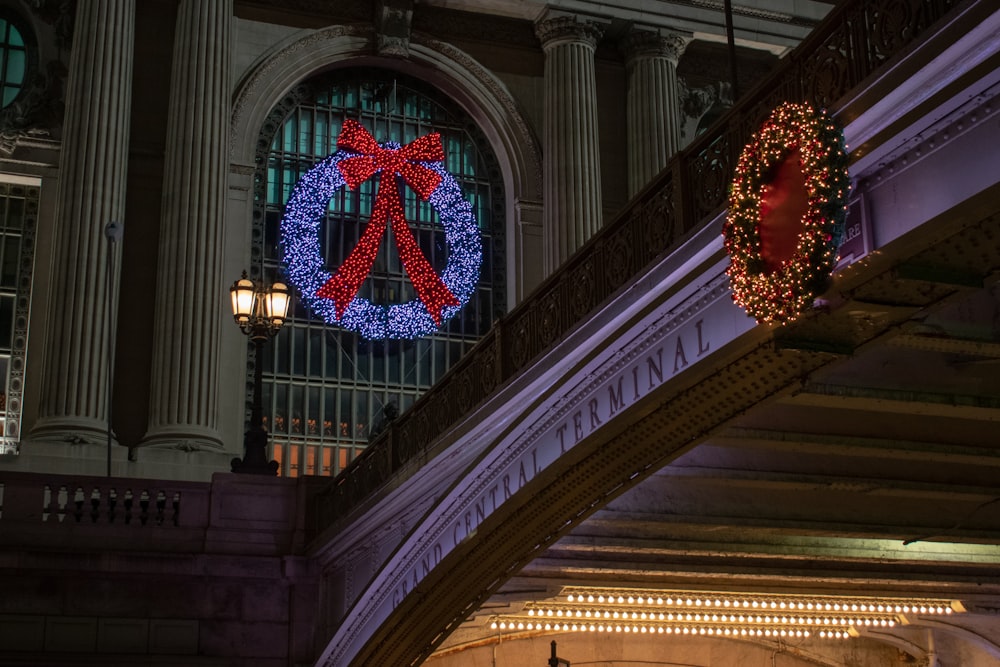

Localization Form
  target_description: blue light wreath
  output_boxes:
[280,147,482,340]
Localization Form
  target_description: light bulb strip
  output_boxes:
[280,121,482,339]
[488,617,854,639]
[722,101,851,324]
[559,589,960,616]
[489,589,964,642]
[524,606,897,627]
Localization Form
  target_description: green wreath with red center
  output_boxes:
[723,101,850,324]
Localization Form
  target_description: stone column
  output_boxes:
[141,0,232,450]
[621,28,689,198]
[32,0,134,444]
[535,14,604,275]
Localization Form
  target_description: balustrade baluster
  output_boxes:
[139,490,150,526]
[89,488,101,523]
[155,490,166,526]
[108,488,117,523]
[171,492,181,526]
[56,485,68,523]
[124,488,134,524]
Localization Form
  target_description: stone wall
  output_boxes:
[0,471,321,666]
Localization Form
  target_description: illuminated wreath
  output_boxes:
[723,101,850,324]
[281,120,482,339]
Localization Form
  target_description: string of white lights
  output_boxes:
[487,588,964,641]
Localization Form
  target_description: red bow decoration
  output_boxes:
[316,119,460,324]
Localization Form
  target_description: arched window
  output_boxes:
[255,67,506,477]
[0,14,27,108]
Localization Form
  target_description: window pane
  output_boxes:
[0,292,13,348]
[0,237,17,287]
[5,48,23,85]
[7,23,22,48]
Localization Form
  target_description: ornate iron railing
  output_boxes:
[308,0,962,533]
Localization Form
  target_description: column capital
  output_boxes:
[620,28,691,66]
[535,14,604,51]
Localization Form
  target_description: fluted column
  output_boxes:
[535,15,604,276]
[621,28,689,197]
[141,0,232,450]
[32,0,134,444]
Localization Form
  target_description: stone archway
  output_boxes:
[228,24,542,308]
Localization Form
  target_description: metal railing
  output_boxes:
[308,0,963,534]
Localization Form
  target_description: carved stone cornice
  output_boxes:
[620,28,690,66]
[534,15,604,51]
[376,0,413,57]
[0,127,51,156]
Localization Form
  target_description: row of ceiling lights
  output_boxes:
[560,589,960,616]
[526,607,898,627]
[488,588,963,641]
[490,619,855,640]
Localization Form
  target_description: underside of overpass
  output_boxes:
[311,2,1000,665]
[426,191,1000,667]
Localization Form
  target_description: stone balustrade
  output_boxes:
[0,471,318,556]
[0,471,323,663]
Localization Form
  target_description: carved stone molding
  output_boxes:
[376,0,413,57]
[229,162,256,177]
[230,23,541,201]
[0,2,70,136]
[620,28,690,66]
[0,127,50,156]
[534,15,604,51]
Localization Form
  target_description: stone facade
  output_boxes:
[3,0,998,666]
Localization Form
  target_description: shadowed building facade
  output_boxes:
[2,1,1000,665]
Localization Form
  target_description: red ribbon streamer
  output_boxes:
[316,120,460,324]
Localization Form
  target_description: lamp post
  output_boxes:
[229,271,290,475]
[548,640,570,666]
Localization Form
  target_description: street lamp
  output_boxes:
[229,271,290,475]
[549,640,570,666]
